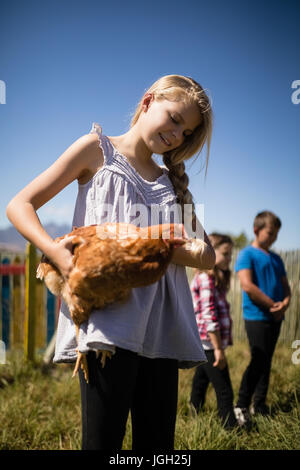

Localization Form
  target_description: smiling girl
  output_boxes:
[6,74,215,450]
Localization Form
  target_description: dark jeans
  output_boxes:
[190,349,237,428]
[236,320,282,409]
[78,348,178,450]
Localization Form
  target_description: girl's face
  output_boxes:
[140,94,201,154]
[215,243,233,270]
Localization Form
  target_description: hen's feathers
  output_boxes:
[37,223,185,326]
[36,222,203,382]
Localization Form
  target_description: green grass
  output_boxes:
[0,342,299,450]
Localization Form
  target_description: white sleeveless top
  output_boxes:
[53,123,207,368]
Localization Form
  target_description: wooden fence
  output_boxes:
[187,248,300,345]
[0,244,59,360]
[1,245,299,360]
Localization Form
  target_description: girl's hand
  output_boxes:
[213,349,227,370]
[49,236,75,280]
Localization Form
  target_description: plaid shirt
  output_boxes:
[190,272,233,349]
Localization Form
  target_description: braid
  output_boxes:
[162,154,197,232]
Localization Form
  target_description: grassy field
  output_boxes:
[0,341,299,450]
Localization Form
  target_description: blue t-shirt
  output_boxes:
[235,246,286,321]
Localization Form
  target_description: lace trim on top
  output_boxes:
[89,122,177,206]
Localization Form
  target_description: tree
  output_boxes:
[230,231,249,249]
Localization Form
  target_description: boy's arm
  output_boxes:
[282,275,291,308]
[237,268,275,309]
[270,276,291,316]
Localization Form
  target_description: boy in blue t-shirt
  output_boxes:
[233,211,291,427]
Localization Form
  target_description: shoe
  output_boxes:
[252,403,270,416]
[223,419,241,432]
[188,402,198,418]
[234,406,252,430]
[222,410,240,431]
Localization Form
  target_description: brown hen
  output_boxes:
[36,222,188,382]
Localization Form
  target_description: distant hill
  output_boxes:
[0,223,71,253]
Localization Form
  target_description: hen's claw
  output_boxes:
[72,350,89,383]
[100,350,112,368]
[72,350,112,383]
[80,353,89,383]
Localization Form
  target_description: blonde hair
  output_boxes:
[130,74,213,231]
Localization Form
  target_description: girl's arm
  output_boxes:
[199,275,226,369]
[207,330,227,370]
[171,219,215,269]
[192,273,226,369]
[6,133,103,278]
[207,329,223,350]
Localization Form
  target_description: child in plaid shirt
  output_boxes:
[190,233,238,429]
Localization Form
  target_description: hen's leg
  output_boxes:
[72,324,89,383]
[96,349,112,368]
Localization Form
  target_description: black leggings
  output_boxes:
[236,320,282,408]
[78,348,178,450]
[190,349,237,428]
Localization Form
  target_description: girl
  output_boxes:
[6,74,215,450]
[190,233,238,430]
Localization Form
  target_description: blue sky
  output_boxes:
[0,0,299,250]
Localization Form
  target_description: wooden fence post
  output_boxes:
[1,257,11,349]
[24,243,36,361]
[12,255,24,348]
[0,253,2,341]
